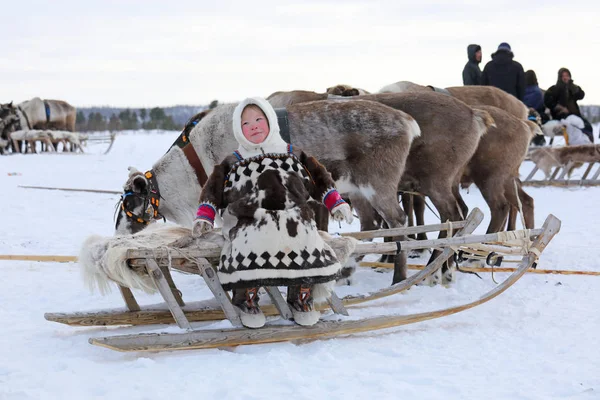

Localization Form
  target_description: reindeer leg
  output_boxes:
[426,188,465,285]
[365,191,408,285]
[413,194,429,242]
[401,193,414,238]
[504,178,535,230]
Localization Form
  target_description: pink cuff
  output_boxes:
[323,189,346,212]
[195,202,216,224]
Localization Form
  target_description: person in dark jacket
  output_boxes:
[462,44,482,85]
[523,70,548,122]
[544,68,592,142]
[481,42,525,100]
[544,68,585,119]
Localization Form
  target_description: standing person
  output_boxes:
[462,44,482,85]
[481,42,525,100]
[523,70,548,122]
[193,97,353,328]
[544,68,593,142]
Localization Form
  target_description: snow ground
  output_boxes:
[1,130,599,400]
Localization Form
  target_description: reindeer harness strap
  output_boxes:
[17,106,32,129]
[120,170,164,225]
[275,108,291,144]
[426,86,452,96]
[44,101,51,123]
[172,113,209,187]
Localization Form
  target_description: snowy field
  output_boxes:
[1,130,599,400]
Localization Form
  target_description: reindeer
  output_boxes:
[378,81,528,120]
[114,100,420,284]
[1,98,77,153]
[268,90,493,284]
[461,106,537,233]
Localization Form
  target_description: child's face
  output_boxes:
[241,107,269,144]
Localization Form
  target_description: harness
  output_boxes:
[44,101,51,123]
[427,86,452,96]
[172,112,209,187]
[120,112,210,226]
[120,170,164,226]
[17,106,32,129]
[275,108,291,144]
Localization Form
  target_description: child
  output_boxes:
[193,97,353,328]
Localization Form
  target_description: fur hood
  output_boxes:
[467,44,481,63]
[232,97,288,158]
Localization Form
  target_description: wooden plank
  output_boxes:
[0,255,77,263]
[18,185,121,195]
[118,286,140,312]
[557,161,573,180]
[327,292,349,316]
[549,166,561,180]
[145,258,191,330]
[524,165,539,181]
[592,166,600,180]
[88,216,561,352]
[160,266,185,307]
[196,258,242,327]
[350,227,542,255]
[359,262,600,276]
[343,207,484,305]
[341,220,466,240]
[264,287,293,320]
[580,162,595,180]
[521,179,600,188]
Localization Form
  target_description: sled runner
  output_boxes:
[45,208,561,352]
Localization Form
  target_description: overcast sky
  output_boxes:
[1,0,599,108]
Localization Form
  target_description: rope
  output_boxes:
[401,191,440,221]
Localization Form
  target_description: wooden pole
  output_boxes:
[359,261,600,276]
[18,185,121,195]
[521,180,600,188]
[0,255,77,262]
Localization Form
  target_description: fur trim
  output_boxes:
[232,97,288,158]
[79,224,224,295]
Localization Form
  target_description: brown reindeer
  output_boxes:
[461,106,536,233]
[378,81,528,120]
[268,91,493,284]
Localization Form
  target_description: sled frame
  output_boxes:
[88,213,560,352]
[45,210,483,328]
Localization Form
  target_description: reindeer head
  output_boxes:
[0,102,14,120]
[115,167,161,234]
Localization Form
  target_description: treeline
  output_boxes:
[75,100,219,132]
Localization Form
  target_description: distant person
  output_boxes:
[544,68,593,142]
[462,44,482,85]
[481,42,525,100]
[523,70,548,122]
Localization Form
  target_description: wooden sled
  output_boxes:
[45,209,561,352]
[523,145,600,187]
[79,132,117,154]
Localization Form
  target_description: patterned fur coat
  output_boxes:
[196,97,346,291]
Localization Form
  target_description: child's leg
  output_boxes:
[232,288,266,328]
[287,285,320,326]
